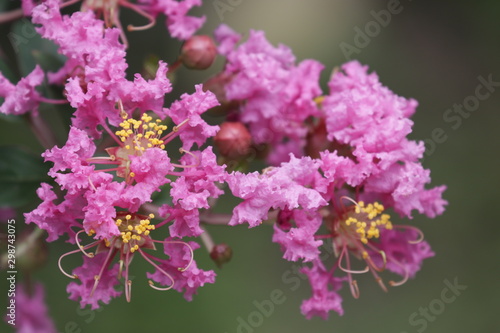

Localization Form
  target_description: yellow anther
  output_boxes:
[345,200,392,243]
[149,213,155,219]
[314,96,325,105]
[125,145,131,150]
[126,215,132,220]
[129,172,135,177]
[128,225,133,231]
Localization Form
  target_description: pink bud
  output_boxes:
[214,122,252,159]
[180,35,217,70]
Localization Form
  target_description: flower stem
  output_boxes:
[0,9,23,24]
[199,226,215,253]
[200,213,232,225]
[26,113,58,150]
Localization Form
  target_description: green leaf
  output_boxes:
[10,18,63,76]
[0,146,51,207]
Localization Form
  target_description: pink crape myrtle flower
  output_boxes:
[6,283,57,333]
[226,154,326,228]
[138,0,206,40]
[300,260,345,320]
[214,25,324,165]
[28,0,204,45]
[25,86,224,307]
[321,61,447,218]
[227,62,447,319]
[32,0,173,138]
[0,65,44,115]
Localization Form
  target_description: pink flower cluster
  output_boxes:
[0,0,447,325]
[22,0,222,309]
[214,24,324,165]
[217,31,447,319]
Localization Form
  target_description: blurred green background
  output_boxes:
[1,0,499,332]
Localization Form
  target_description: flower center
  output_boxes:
[342,201,392,244]
[106,113,168,179]
[111,212,156,253]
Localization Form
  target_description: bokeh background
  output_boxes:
[1,0,499,332]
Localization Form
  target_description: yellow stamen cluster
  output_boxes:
[114,113,168,152]
[115,213,156,253]
[314,95,325,106]
[345,201,393,244]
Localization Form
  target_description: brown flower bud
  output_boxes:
[210,243,233,268]
[214,122,252,159]
[180,35,217,70]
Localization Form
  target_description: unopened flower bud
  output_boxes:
[180,35,217,70]
[210,243,233,268]
[277,209,293,231]
[214,122,252,159]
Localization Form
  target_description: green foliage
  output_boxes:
[0,146,50,207]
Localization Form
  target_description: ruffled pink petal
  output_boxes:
[369,228,435,279]
[24,183,83,242]
[300,260,344,320]
[227,155,326,227]
[163,85,220,150]
[0,65,43,115]
[146,239,215,301]
[159,204,203,238]
[272,210,323,262]
[67,253,121,310]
